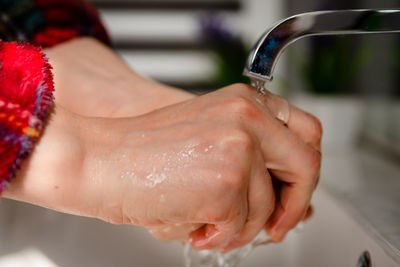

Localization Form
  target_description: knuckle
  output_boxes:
[205,174,246,222]
[225,96,261,119]
[307,113,323,140]
[303,149,322,179]
[224,127,254,152]
[228,83,253,92]
[217,168,247,194]
[229,170,248,192]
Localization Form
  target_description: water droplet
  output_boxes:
[145,169,167,187]
[160,194,166,203]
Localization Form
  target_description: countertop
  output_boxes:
[321,146,400,262]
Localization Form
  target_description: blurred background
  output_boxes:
[0,0,399,266]
[91,0,400,154]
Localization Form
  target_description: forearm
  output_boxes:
[44,37,195,118]
[1,37,195,219]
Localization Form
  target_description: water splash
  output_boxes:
[183,231,271,267]
[251,78,290,124]
[251,79,268,96]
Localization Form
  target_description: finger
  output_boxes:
[255,91,290,124]
[257,122,320,242]
[223,85,321,243]
[254,89,322,152]
[286,105,323,151]
[189,195,248,250]
[265,179,314,242]
[219,152,275,252]
[245,90,322,234]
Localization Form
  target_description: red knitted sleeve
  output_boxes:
[0,41,54,194]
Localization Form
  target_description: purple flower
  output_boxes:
[198,15,240,44]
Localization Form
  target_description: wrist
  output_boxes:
[3,105,89,216]
[3,103,145,223]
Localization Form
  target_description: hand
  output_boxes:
[44,37,194,118]
[147,88,322,251]
[4,83,321,252]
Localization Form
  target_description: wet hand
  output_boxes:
[90,83,321,251]
[4,83,321,253]
[145,86,322,251]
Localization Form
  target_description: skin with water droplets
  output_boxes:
[67,83,320,255]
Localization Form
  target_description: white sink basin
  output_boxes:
[0,185,398,267]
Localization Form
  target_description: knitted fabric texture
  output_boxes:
[0,41,54,194]
[0,0,110,47]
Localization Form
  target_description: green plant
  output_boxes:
[299,36,372,95]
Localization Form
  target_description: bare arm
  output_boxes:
[44,37,194,118]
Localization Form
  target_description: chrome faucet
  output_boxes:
[243,9,400,83]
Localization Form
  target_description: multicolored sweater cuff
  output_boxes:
[0,41,54,194]
[0,0,110,47]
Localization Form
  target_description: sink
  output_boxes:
[0,187,397,267]
[0,150,399,267]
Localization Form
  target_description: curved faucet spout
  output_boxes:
[243,9,400,82]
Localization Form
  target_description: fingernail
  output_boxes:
[268,227,284,242]
[192,231,221,248]
[193,238,209,248]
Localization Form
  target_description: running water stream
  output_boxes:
[183,80,272,267]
